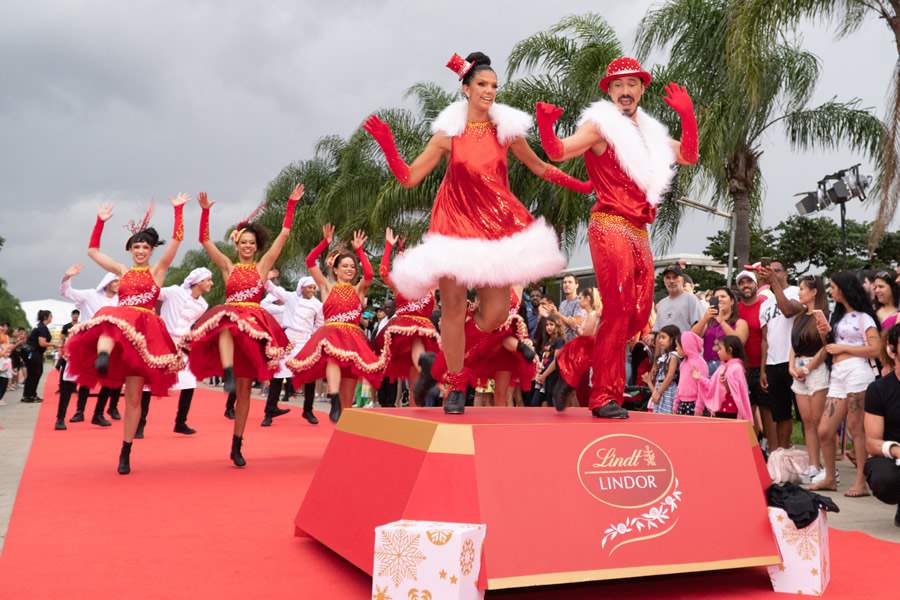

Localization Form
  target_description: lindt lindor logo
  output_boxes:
[577,434,675,508]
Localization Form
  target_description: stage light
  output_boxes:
[794,187,829,216]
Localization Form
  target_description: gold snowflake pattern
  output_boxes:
[375,529,428,588]
[781,523,819,561]
[407,589,432,599]
[373,585,392,600]
[459,538,476,576]
[426,529,453,546]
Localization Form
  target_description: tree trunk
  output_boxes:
[727,149,758,271]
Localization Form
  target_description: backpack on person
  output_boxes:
[766,447,810,485]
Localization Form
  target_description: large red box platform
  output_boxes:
[295,408,779,590]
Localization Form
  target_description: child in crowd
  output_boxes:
[645,325,680,414]
[676,331,707,415]
[694,335,753,420]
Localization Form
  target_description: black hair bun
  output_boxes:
[465,52,491,67]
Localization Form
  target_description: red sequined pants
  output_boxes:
[585,212,654,408]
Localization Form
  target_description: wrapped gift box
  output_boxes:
[766,507,830,596]
[372,520,486,600]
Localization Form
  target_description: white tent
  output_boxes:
[19,299,77,330]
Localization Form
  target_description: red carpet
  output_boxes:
[0,377,895,599]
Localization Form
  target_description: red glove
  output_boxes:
[306,237,329,269]
[88,217,105,249]
[380,241,393,282]
[663,83,698,164]
[363,115,411,185]
[535,102,565,160]
[282,198,298,230]
[541,166,593,195]
[172,204,184,241]
[199,206,211,243]
[355,245,373,282]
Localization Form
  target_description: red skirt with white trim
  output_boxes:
[187,303,291,382]
[375,315,441,382]
[288,322,385,388]
[64,306,183,396]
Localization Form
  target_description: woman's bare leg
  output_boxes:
[218,329,234,368]
[122,376,143,442]
[325,360,341,395]
[233,377,252,437]
[494,371,512,407]
[97,335,114,355]
[845,391,869,495]
[438,278,468,374]
[475,286,511,333]
[812,396,846,490]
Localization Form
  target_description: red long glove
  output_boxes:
[199,206,211,243]
[380,241,394,286]
[306,237,329,269]
[535,102,566,160]
[355,245,373,282]
[541,166,593,195]
[663,83,698,164]
[172,204,184,241]
[282,198,298,230]
[88,217,105,249]
[363,115,411,185]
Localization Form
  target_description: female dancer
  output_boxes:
[65,196,188,474]
[376,228,440,402]
[188,188,299,467]
[288,225,384,422]
[364,51,592,414]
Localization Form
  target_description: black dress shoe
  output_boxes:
[302,410,319,425]
[54,419,67,431]
[328,393,342,423]
[33,396,44,403]
[443,390,466,414]
[173,422,196,435]
[591,401,629,419]
[261,415,273,427]
[223,367,236,394]
[92,414,112,427]
[21,397,34,403]
[552,379,574,412]
[271,407,290,419]
[69,411,85,423]
[516,340,536,362]
[95,351,110,375]
[118,441,132,475]
[107,407,121,420]
[230,435,246,467]
[413,352,437,407]
[224,408,235,420]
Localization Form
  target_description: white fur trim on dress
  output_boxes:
[577,100,676,207]
[431,101,531,145]
[391,218,565,299]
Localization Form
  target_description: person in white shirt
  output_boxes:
[262,276,324,425]
[136,268,213,437]
[55,264,119,430]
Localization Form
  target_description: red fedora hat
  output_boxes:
[599,57,652,92]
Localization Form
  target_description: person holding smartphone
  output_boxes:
[691,287,748,375]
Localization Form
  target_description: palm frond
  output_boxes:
[780,98,884,157]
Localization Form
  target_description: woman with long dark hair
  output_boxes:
[363,51,592,414]
[811,271,882,496]
[691,286,748,375]
[188,188,299,467]
[872,271,900,330]
[65,196,188,474]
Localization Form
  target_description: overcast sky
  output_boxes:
[1,0,895,301]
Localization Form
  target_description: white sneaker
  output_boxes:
[811,468,839,485]
[800,466,820,484]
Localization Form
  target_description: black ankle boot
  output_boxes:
[54,419,67,431]
[260,414,273,427]
[223,367,236,394]
[413,352,437,407]
[95,351,110,375]
[134,420,146,439]
[552,378,574,412]
[443,390,466,414]
[302,410,319,425]
[230,435,246,467]
[92,413,112,427]
[328,393,342,423]
[173,421,196,435]
[516,340,536,362]
[107,406,121,420]
[118,441,132,475]
[224,407,235,419]
[69,411,85,423]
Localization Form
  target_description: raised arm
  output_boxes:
[152,193,189,283]
[197,192,233,275]
[60,263,90,304]
[86,204,128,276]
[534,102,605,162]
[661,83,698,166]
[306,224,333,293]
[364,115,448,189]
[265,279,291,303]
[352,230,374,298]
[508,137,593,195]
[259,183,303,276]
[380,228,399,293]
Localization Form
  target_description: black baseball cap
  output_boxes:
[662,265,684,277]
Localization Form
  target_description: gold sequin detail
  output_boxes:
[589,212,648,239]
[226,301,261,308]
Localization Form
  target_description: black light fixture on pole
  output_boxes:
[794,164,872,268]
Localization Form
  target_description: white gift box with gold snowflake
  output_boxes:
[372,520,486,600]
[766,507,830,596]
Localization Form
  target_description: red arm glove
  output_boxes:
[199,206,211,243]
[380,241,394,286]
[541,165,593,195]
[356,245,373,282]
[535,102,565,161]
[663,83,698,164]
[305,238,329,269]
[282,197,298,230]
[363,115,411,185]
[172,204,184,241]
[88,217,105,249]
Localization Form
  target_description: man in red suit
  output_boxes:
[535,57,699,418]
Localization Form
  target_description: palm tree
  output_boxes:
[727,0,899,251]
[636,0,885,267]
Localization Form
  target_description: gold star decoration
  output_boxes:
[776,514,784,522]
[811,568,819,576]
[777,564,785,572]
[372,585,392,600]
[439,570,447,580]
[450,575,458,585]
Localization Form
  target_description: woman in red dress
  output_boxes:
[187,187,300,467]
[288,225,384,422]
[65,195,188,475]
[364,51,592,413]
[375,228,441,403]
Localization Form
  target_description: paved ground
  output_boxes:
[1,371,898,555]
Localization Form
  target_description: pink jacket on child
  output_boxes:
[696,358,753,421]
[676,332,707,413]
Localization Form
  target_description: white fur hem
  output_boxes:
[577,100,676,206]
[431,101,531,145]
[391,218,565,298]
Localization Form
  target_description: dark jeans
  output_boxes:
[865,457,900,505]
[378,377,398,407]
[765,363,795,422]
[0,376,8,402]
[23,353,44,398]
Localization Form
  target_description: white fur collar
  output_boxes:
[431,100,531,145]
[577,100,676,207]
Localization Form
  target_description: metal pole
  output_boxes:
[840,202,848,269]
[727,213,736,284]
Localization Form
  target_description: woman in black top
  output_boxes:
[23,310,53,402]
[864,322,900,525]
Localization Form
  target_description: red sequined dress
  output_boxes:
[375,292,440,382]
[288,282,384,388]
[65,267,183,395]
[187,263,291,381]
[390,101,565,299]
